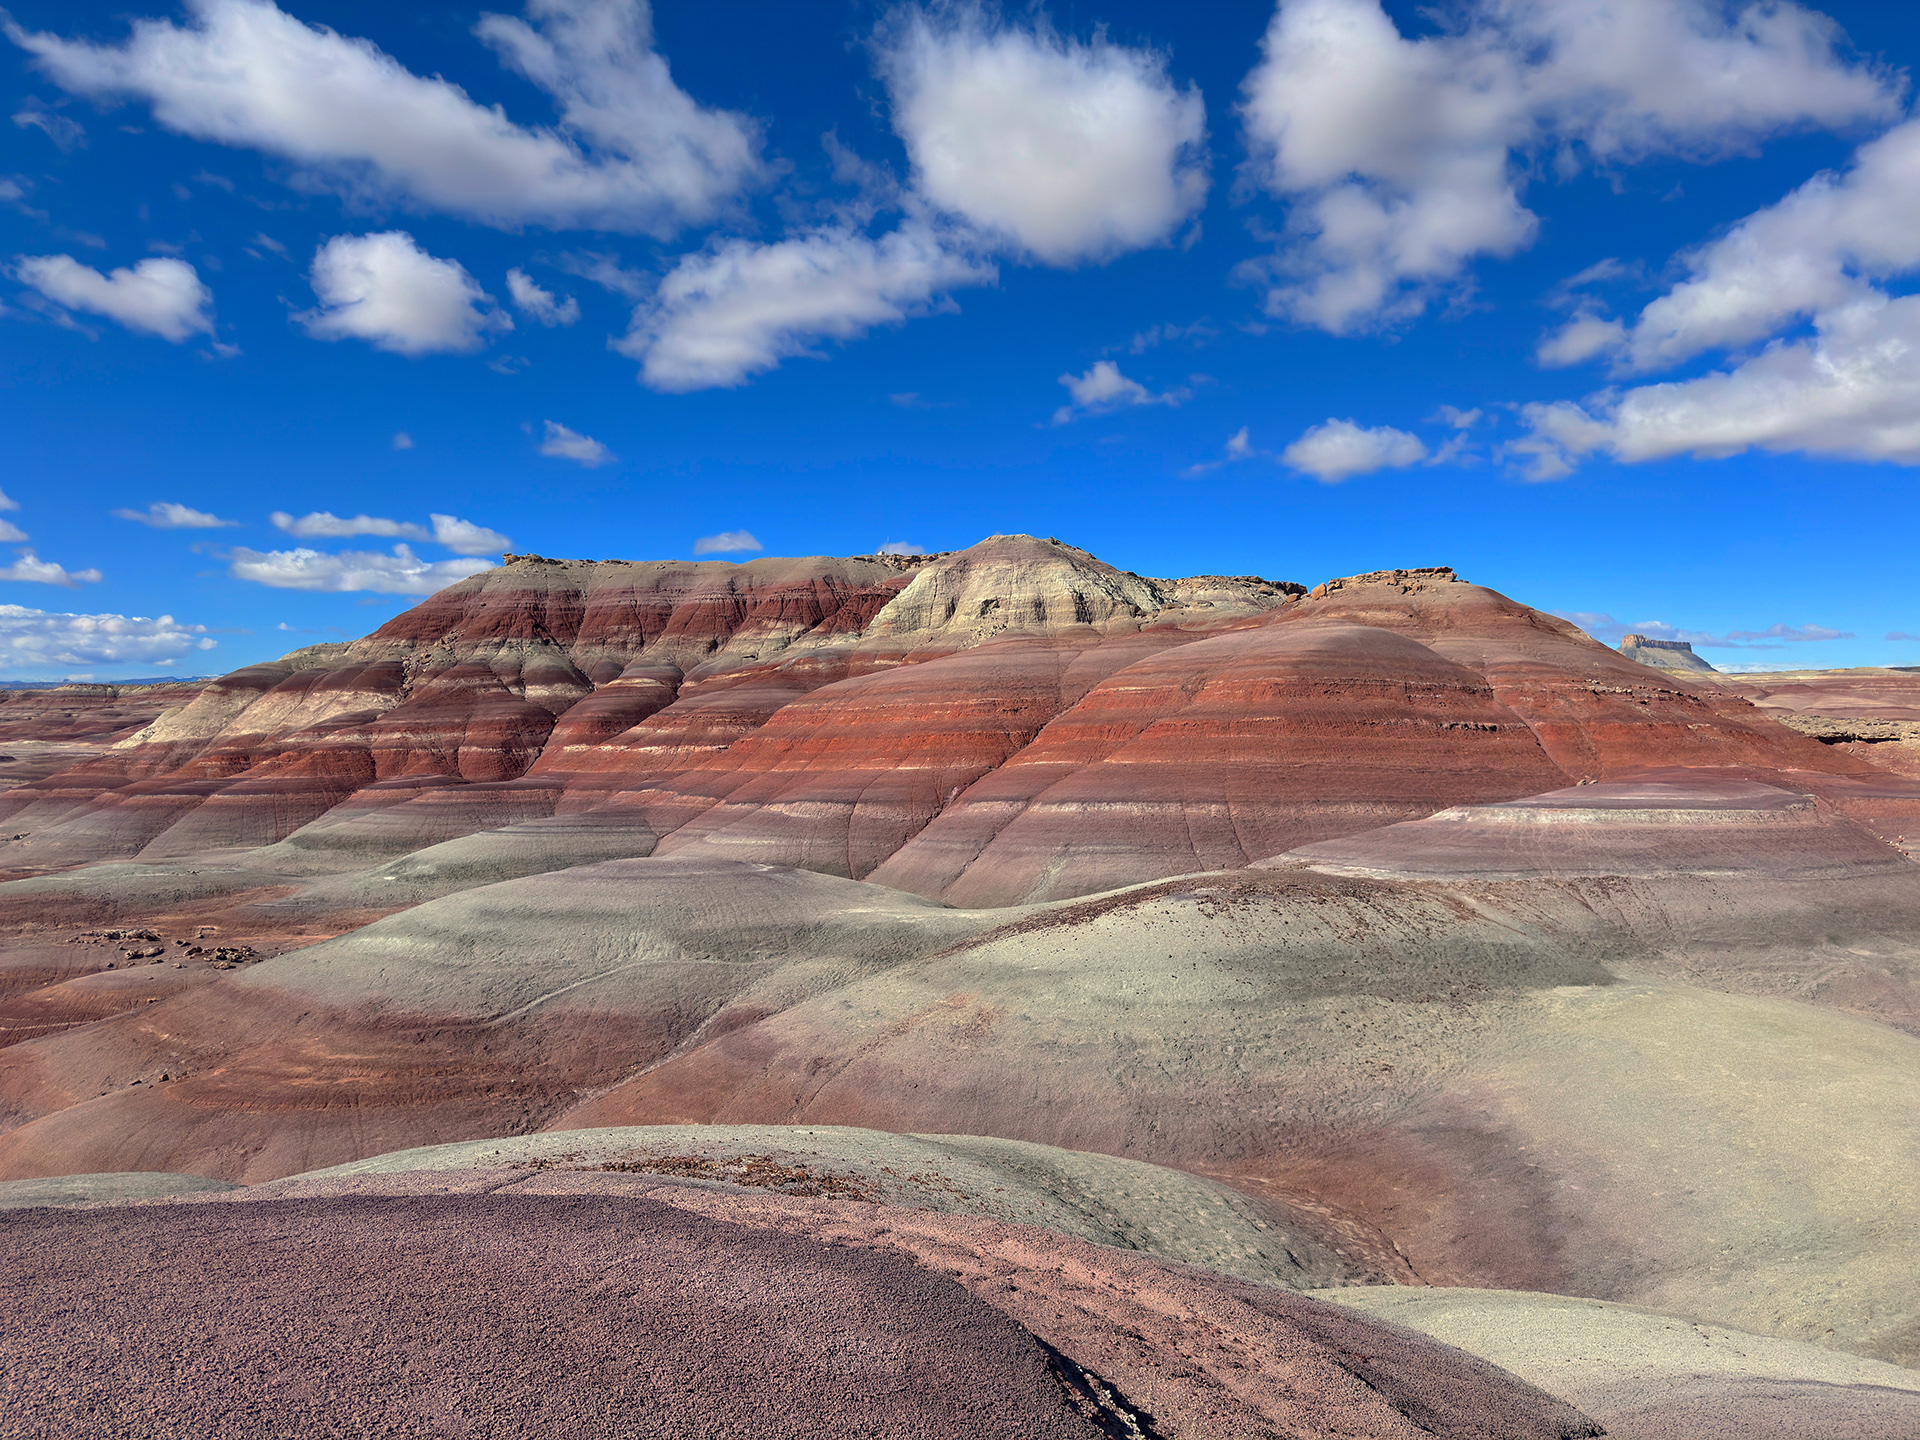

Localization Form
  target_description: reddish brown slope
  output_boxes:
[1,545,1905,911]
[867,569,1898,905]
[0,556,921,869]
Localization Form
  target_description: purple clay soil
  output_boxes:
[0,1194,1110,1440]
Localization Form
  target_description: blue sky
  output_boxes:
[5,0,1920,679]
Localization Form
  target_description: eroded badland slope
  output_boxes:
[5,535,1920,1437]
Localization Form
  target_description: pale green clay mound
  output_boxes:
[282,1123,1350,1291]
[0,1172,240,1209]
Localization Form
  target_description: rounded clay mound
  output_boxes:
[0,1186,1603,1440]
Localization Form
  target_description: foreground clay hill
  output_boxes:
[5,535,1920,1435]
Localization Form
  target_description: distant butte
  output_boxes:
[1619,632,1719,673]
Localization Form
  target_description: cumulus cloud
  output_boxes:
[299,232,510,356]
[616,7,1211,391]
[506,267,579,326]
[392,431,413,450]
[692,530,762,555]
[113,501,237,528]
[428,514,512,556]
[0,602,213,667]
[0,521,25,543]
[13,253,213,341]
[1238,0,1897,334]
[1557,611,1852,648]
[538,420,614,466]
[273,510,426,541]
[1051,360,1187,424]
[228,544,492,594]
[1514,294,1920,478]
[1281,417,1427,482]
[875,6,1207,264]
[269,509,508,554]
[7,0,762,235]
[0,550,103,586]
[0,490,18,512]
[618,221,993,391]
[1560,115,1920,375]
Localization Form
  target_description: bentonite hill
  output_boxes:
[6,534,1920,1438]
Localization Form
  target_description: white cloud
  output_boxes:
[112,500,237,528]
[268,509,507,554]
[876,6,1207,264]
[618,221,994,391]
[392,430,413,450]
[1127,320,1216,354]
[0,602,213,667]
[1181,425,1266,478]
[506,267,580,326]
[614,7,1211,393]
[273,510,427,541]
[1238,0,1898,334]
[13,104,84,150]
[692,530,761,555]
[1593,116,1920,374]
[1537,312,1628,368]
[228,544,491,593]
[8,0,762,235]
[1052,359,1187,423]
[429,514,512,556]
[299,232,510,356]
[0,550,103,586]
[1515,294,1920,477]
[538,420,614,466]
[1556,611,1852,649]
[1281,417,1427,482]
[0,521,25,543]
[877,540,927,556]
[13,253,212,340]
[0,489,18,512]
[557,250,649,298]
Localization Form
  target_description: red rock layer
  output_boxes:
[870,620,1572,905]
[1713,667,1920,722]
[2,546,1909,906]
[865,575,1901,905]
[0,680,206,744]
[0,556,923,866]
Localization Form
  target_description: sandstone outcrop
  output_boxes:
[1619,633,1718,672]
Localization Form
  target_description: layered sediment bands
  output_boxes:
[1715,666,1920,722]
[1280,776,1920,1036]
[7,543,1911,902]
[872,621,1574,905]
[0,860,996,1182]
[0,680,207,743]
[0,555,927,868]
[1281,777,1908,881]
[639,634,1202,879]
